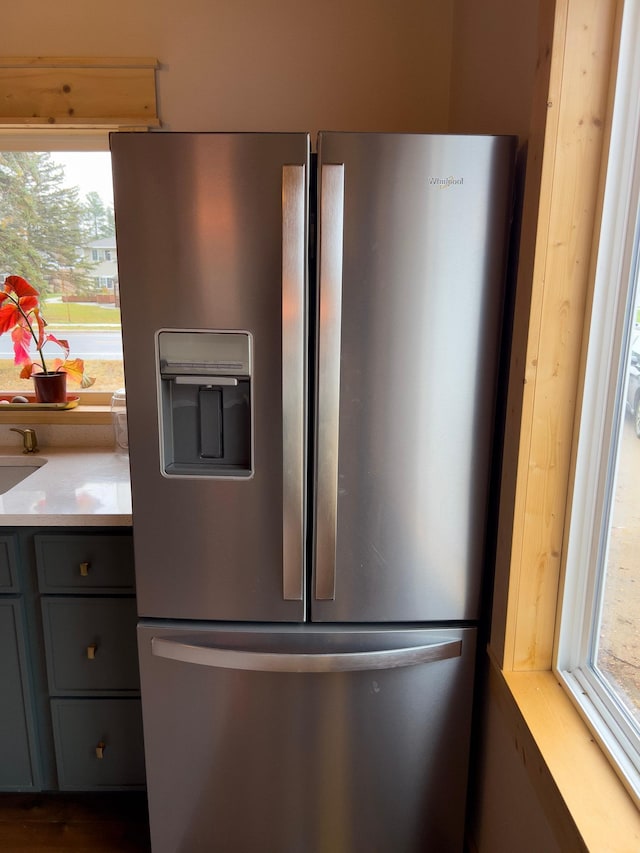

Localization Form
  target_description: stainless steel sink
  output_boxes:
[0,456,47,494]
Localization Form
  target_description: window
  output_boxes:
[0,55,158,403]
[557,0,640,802]
[0,141,124,395]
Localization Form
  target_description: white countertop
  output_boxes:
[0,447,132,526]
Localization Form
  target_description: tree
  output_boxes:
[0,152,92,297]
[82,191,115,240]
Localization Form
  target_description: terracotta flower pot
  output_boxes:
[33,371,67,404]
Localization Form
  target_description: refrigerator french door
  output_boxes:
[111,131,515,853]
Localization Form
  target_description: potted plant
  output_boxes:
[0,274,95,403]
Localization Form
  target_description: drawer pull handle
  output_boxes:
[87,643,98,660]
[79,562,90,577]
[95,742,106,759]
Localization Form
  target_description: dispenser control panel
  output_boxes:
[156,330,253,478]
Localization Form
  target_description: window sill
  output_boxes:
[489,654,640,850]
[0,404,112,426]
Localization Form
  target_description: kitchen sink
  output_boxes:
[0,456,47,494]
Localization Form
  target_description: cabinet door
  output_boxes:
[0,534,19,591]
[0,600,38,789]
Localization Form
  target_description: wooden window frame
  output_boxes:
[0,57,159,129]
[485,0,640,847]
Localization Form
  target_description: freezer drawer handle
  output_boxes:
[315,163,345,601]
[151,636,461,673]
[281,164,306,602]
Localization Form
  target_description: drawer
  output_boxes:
[0,534,19,592]
[42,598,140,694]
[35,534,135,593]
[51,698,145,790]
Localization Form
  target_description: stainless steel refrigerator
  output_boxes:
[110,131,515,853]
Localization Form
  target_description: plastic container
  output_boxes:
[110,388,129,450]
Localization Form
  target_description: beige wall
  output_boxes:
[2,0,454,136]
[2,0,541,139]
[449,0,538,142]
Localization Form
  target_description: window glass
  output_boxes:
[588,215,640,733]
[594,230,640,727]
[0,150,123,395]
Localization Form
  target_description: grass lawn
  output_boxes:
[42,301,121,328]
[0,360,124,394]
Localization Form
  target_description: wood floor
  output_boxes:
[0,793,151,852]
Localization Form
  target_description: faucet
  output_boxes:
[10,428,39,454]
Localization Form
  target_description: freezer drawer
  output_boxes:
[138,623,477,853]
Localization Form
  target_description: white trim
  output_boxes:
[564,667,640,801]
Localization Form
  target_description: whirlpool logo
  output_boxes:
[428,175,464,188]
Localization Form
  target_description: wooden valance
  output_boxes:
[0,57,160,129]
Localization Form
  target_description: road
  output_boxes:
[0,330,123,361]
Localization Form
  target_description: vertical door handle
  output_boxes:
[281,164,306,601]
[79,561,90,577]
[315,164,345,600]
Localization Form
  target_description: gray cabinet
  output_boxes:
[0,598,38,789]
[0,533,38,791]
[0,527,144,792]
[35,531,145,791]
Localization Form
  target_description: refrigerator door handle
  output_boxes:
[281,164,306,601]
[315,163,345,601]
[151,636,461,673]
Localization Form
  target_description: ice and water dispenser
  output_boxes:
[157,330,253,478]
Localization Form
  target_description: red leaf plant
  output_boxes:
[0,275,95,388]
